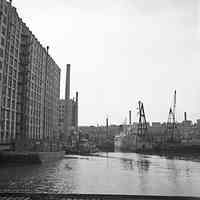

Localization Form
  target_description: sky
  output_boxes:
[13,0,200,125]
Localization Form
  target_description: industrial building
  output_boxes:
[58,64,78,145]
[0,0,61,151]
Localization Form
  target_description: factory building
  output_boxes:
[0,0,22,146]
[58,97,78,142]
[58,64,78,144]
[0,0,60,151]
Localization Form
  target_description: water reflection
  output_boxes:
[0,152,200,196]
[136,158,150,173]
[120,158,134,170]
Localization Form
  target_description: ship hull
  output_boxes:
[115,134,200,154]
[115,134,153,153]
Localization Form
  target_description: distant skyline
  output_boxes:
[13,0,200,125]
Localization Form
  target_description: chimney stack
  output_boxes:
[106,117,109,137]
[129,110,132,125]
[65,64,70,101]
[75,91,78,131]
[64,64,71,139]
[76,91,78,103]
[184,112,187,121]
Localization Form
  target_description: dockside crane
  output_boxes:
[165,90,180,143]
[137,101,148,137]
[135,101,153,151]
[137,101,153,142]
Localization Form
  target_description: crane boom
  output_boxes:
[173,90,176,123]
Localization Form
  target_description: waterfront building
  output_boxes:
[0,0,22,147]
[58,64,78,145]
[58,95,78,143]
[0,0,61,151]
[196,119,200,129]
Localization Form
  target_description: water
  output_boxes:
[0,152,200,196]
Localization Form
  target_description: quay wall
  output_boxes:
[0,151,65,164]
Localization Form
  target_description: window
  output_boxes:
[1,37,5,46]
[16,39,19,47]
[7,98,10,108]
[9,66,12,76]
[10,56,13,65]
[3,16,7,25]
[10,45,14,54]
[14,59,17,68]
[15,48,18,57]
[2,26,6,36]
[12,111,15,121]
[0,48,4,57]
[4,5,7,15]
[17,29,20,38]
[0,61,2,70]
[13,69,17,79]
[8,88,11,98]
[13,79,16,89]
[8,76,12,87]
[6,110,10,119]
[12,100,15,109]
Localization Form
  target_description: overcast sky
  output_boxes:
[13,0,200,125]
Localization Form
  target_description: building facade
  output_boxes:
[58,95,78,144]
[0,0,22,145]
[0,0,60,151]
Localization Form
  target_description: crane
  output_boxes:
[165,90,179,142]
[137,101,148,138]
[172,90,176,125]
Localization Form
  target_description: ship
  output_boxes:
[115,101,153,153]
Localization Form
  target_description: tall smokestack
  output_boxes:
[184,112,187,121]
[65,64,70,101]
[64,64,71,140]
[75,91,78,131]
[76,91,78,103]
[129,110,132,125]
[106,117,109,137]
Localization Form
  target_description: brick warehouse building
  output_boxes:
[0,0,61,151]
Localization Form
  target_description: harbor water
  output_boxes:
[0,152,200,196]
